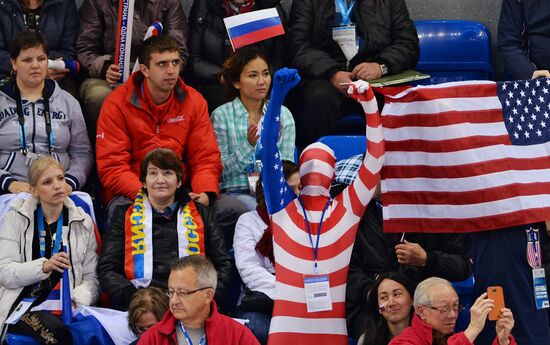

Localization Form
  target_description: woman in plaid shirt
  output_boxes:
[211,47,295,211]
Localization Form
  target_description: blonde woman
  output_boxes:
[0,156,99,343]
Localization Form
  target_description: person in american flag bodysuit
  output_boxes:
[260,68,385,344]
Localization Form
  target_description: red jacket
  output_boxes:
[137,300,260,345]
[389,314,517,345]
[96,71,221,205]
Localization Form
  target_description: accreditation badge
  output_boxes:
[332,25,358,62]
[526,227,549,309]
[303,274,333,313]
[532,268,549,309]
[246,160,262,195]
[4,298,35,325]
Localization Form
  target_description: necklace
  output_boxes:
[45,221,56,251]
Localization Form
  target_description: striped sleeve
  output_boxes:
[336,82,385,217]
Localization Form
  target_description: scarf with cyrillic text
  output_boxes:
[124,190,205,288]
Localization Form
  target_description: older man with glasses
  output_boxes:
[138,256,259,345]
[390,277,517,345]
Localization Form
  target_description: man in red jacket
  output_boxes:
[96,35,245,238]
[139,255,260,345]
[390,277,516,345]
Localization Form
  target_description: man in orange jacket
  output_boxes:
[96,36,245,241]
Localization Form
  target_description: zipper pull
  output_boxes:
[156,123,160,134]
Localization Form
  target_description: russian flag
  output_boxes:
[224,8,285,50]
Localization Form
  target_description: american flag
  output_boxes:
[380,79,550,233]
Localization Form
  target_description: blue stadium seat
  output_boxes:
[336,114,366,135]
[317,135,366,161]
[452,274,474,332]
[414,20,494,84]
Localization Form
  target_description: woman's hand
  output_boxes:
[8,181,31,194]
[464,292,494,342]
[42,252,71,273]
[496,308,514,345]
[247,123,259,145]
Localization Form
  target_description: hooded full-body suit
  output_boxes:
[260,69,385,345]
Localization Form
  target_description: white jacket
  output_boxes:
[233,210,276,299]
[0,196,99,335]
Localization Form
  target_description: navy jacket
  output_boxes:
[0,0,78,77]
[498,0,550,79]
[467,223,550,345]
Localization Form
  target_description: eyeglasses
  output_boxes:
[166,287,212,299]
[132,325,152,335]
[424,304,464,315]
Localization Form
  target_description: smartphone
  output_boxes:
[487,286,505,321]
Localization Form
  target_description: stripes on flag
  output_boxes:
[379,79,550,233]
[224,8,285,50]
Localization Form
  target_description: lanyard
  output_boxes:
[299,197,332,274]
[14,84,54,155]
[37,205,63,258]
[179,322,207,345]
[526,227,542,269]
[335,0,356,26]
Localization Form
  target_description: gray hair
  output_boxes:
[413,277,454,308]
[170,256,217,291]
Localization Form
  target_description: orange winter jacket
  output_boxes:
[96,71,221,205]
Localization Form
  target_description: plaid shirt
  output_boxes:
[212,97,295,191]
[333,154,364,186]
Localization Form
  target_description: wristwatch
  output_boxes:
[379,63,388,76]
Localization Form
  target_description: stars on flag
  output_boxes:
[499,78,550,144]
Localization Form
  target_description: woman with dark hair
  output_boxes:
[211,47,295,211]
[0,31,92,195]
[98,148,232,311]
[0,0,78,88]
[233,160,300,345]
[186,0,286,113]
[358,272,415,345]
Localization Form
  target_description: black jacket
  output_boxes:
[0,0,78,77]
[186,0,286,86]
[346,200,472,339]
[98,194,232,310]
[497,0,550,80]
[288,0,419,79]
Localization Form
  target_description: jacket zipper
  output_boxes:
[31,103,36,153]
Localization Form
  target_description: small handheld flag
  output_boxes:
[132,21,164,74]
[223,7,285,50]
[61,245,73,324]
